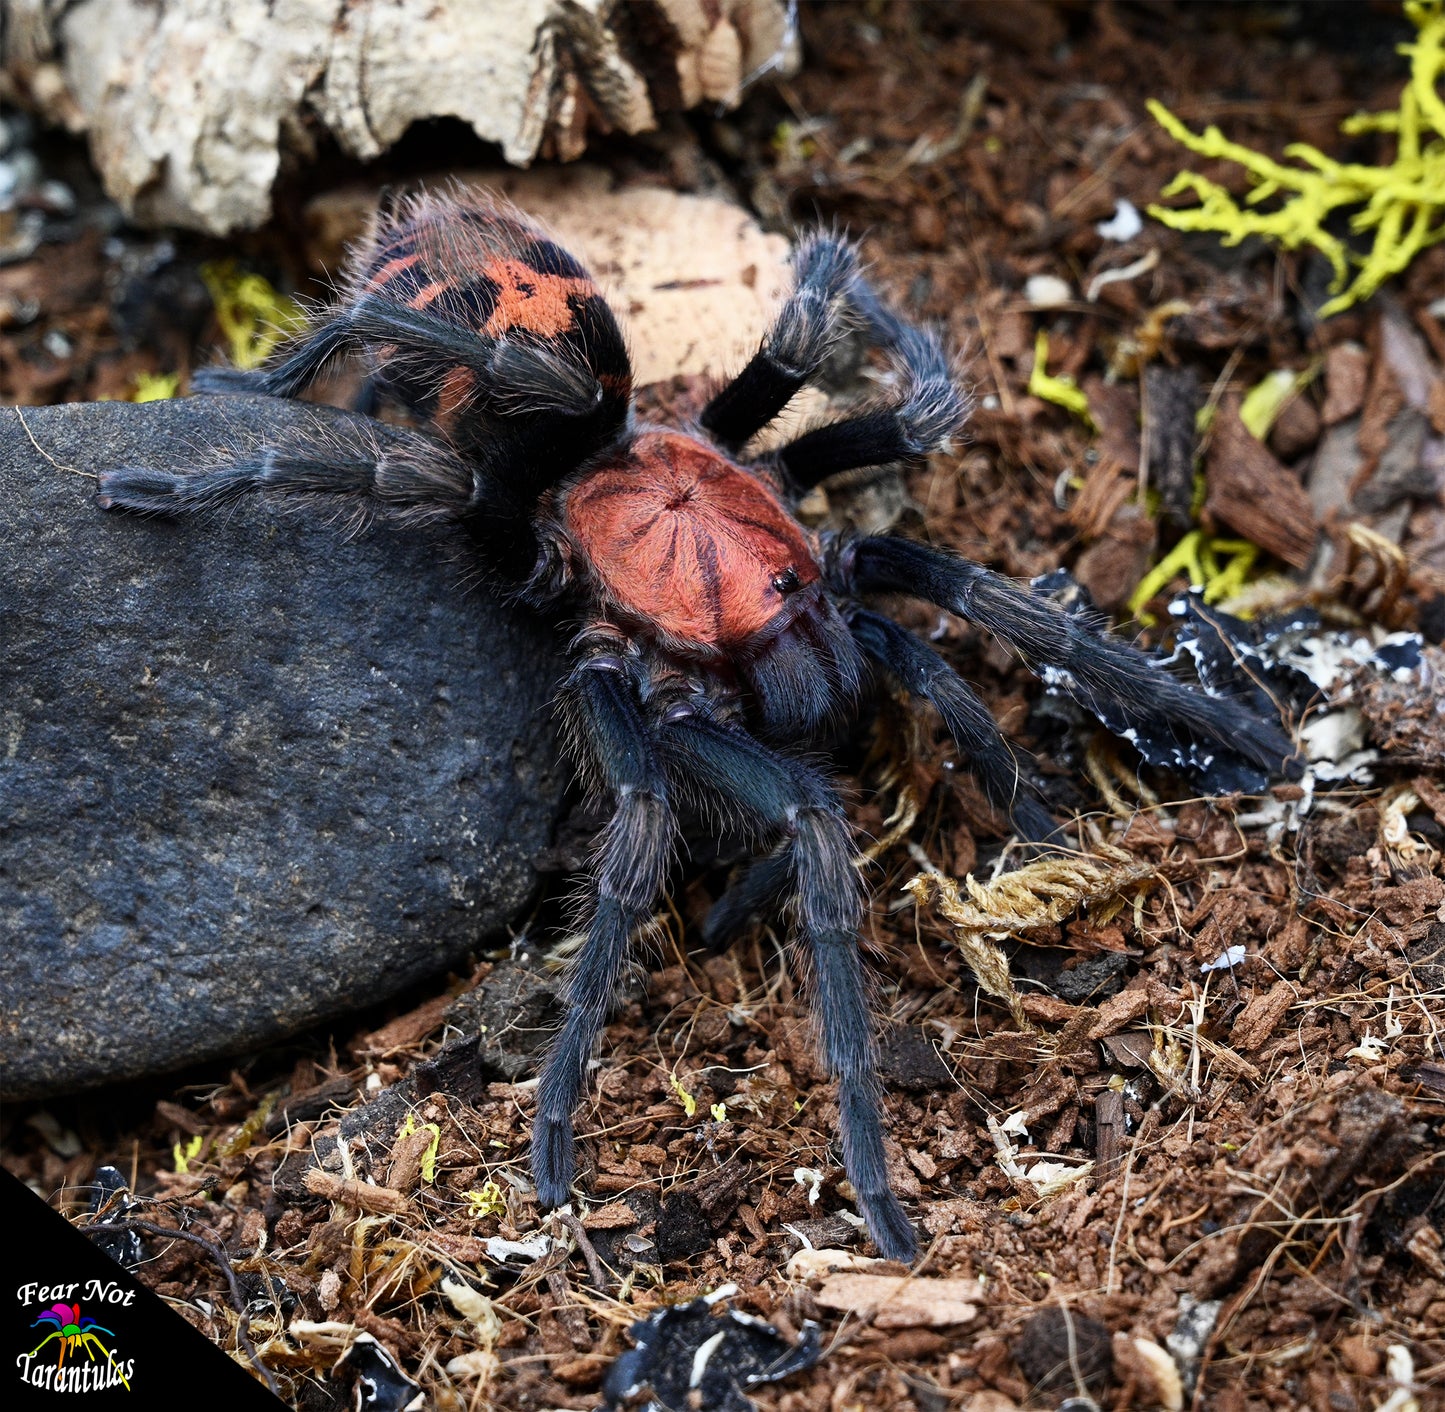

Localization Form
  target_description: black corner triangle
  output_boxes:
[2,1167,284,1409]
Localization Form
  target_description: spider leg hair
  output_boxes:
[768,314,970,490]
[658,711,917,1263]
[838,536,1298,777]
[533,655,677,1210]
[348,296,608,418]
[743,593,865,741]
[845,607,1060,843]
[198,293,606,420]
[94,416,516,532]
[192,317,355,399]
[700,234,860,451]
[701,848,792,953]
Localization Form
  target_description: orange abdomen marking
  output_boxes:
[479,259,594,338]
[565,432,820,651]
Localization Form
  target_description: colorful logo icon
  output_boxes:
[24,1301,132,1392]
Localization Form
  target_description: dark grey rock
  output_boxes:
[0,397,566,1099]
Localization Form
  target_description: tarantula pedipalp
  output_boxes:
[96,190,1295,1263]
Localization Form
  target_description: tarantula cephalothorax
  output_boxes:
[97,190,1294,1262]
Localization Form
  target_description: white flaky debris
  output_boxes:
[1376,1344,1422,1412]
[1201,945,1247,973]
[2,0,798,233]
[1095,198,1143,241]
[793,1166,826,1205]
[484,1231,555,1263]
[784,1246,884,1280]
[1299,709,1376,783]
[1024,274,1074,308]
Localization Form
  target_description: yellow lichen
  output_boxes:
[1238,362,1320,440]
[131,371,181,402]
[398,1112,442,1184]
[669,1071,698,1119]
[1028,330,1097,430]
[200,261,305,371]
[463,1182,507,1220]
[1147,0,1445,317]
[1127,528,1260,622]
[172,1134,204,1173]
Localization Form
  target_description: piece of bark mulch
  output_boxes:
[1323,343,1370,425]
[1144,363,1202,533]
[1205,399,1319,568]
[1229,980,1298,1050]
[814,1274,983,1328]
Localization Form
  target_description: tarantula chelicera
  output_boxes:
[97,190,1293,1261]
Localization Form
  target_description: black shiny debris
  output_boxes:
[343,1333,423,1412]
[601,1284,821,1412]
[1031,574,1291,792]
[86,1165,144,1269]
[1030,574,1422,795]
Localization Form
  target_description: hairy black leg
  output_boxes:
[702,849,792,952]
[93,418,496,526]
[351,375,383,418]
[837,536,1297,776]
[769,319,969,489]
[347,296,608,417]
[700,235,859,451]
[659,714,917,1262]
[533,657,676,1209]
[192,318,356,399]
[846,607,1060,843]
[198,293,606,419]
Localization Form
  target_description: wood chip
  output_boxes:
[1073,502,1156,612]
[428,1233,488,1263]
[384,1126,435,1196]
[154,1099,208,1135]
[1204,399,1318,568]
[1228,980,1297,1051]
[1144,363,1204,532]
[1412,775,1445,828]
[1323,342,1369,425]
[303,1170,410,1214]
[353,994,454,1057]
[864,1329,952,1359]
[1094,1088,1126,1185]
[554,1355,609,1387]
[1086,378,1143,474]
[1101,1030,1155,1069]
[1086,987,1152,1040]
[263,1076,359,1136]
[581,1201,639,1229]
[814,1273,983,1328]
[1021,994,1082,1025]
[1404,1061,1445,1097]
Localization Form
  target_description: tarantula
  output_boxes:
[97,190,1293,1262]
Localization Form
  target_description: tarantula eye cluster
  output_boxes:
[97,188,1295,1262]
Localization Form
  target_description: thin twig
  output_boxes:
[553,1208,612,1291]
[13,405,93,479]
